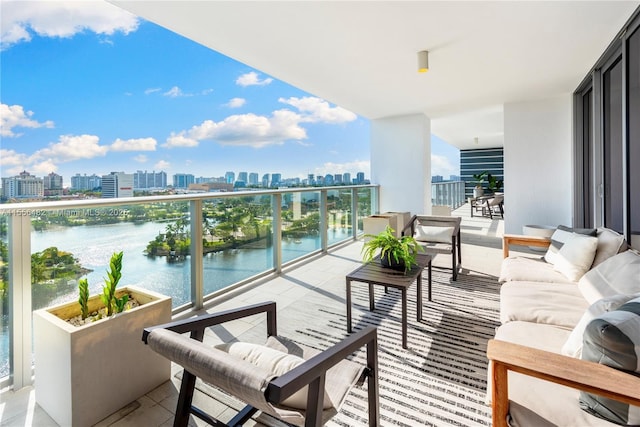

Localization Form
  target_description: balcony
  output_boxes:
[0,188,516,426]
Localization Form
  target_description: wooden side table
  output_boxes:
[346,253,431,349]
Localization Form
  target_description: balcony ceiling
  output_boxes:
[111,1,639,150]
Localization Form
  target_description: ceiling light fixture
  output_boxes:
[418,50,429,73]
[474,137,479,144]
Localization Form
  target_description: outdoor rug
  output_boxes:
[190,267,501,427]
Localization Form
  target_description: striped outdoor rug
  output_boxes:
[194,267,501,427]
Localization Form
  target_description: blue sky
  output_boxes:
[0,1,459,186]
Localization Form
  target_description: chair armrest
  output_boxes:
[487,339,640,427]
[502,234,551,258]
[266,326,378,405]
[142,301,277,343]
[401,215,417,237]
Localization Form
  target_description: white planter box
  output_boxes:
[33,286,172,427]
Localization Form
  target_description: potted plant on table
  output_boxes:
[33,251,172,427]
[362,226,422,273]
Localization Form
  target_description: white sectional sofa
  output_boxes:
[488,226,640,427]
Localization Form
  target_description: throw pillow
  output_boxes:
[561,294,638,358]
[414,225,454,244]
[591,227,627,268]
[579,296,640,425]
[215,341,334,410]
[552,233,599,281]
[578,250,640,304]
[544,225,597,266]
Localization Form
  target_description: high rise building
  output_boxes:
[173,173,195,188]
[248,173,259,186]
[342,173,351,184]
[134,170,167,189]
[270,173,281,187]
[225,171,235,184]
[237,172,248,183]
[43,172,64,196]
[101,172,134,198]
[71,173,101,191]
[307,174,315,185]
[261,173,270,187]
[1,171,44,199]
[356,172,365,184]
[334,174,343,184]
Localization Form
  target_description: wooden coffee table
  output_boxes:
[346,253,432,349]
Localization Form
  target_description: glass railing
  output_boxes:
[431,181,466,210]
[0,185,377,387]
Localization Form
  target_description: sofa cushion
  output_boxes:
[579,297,640,425]
[561,294,638,358]
[500,282,588,328]
[414,225,454,244]
[592,227,627,268]
[216,341,333,410]
[578,250,640,304]
[553,233,599,281]
[545,225,597,266]
[499,256,576,284]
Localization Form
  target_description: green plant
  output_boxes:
[487,173,503,193]
[100,251,123,317]
[78,278,89,320]
[472,171,488,188]
[361,226,422,273]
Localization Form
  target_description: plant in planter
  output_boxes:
[33,251,171,427]
[487,173,503,194]
[362,226,422,273]
[472,171,488,197]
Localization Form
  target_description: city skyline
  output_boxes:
[0,1,460,188]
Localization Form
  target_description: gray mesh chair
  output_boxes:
[142,301,379,427]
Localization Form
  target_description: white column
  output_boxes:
[371,114,431,216]
[504,95,573,234]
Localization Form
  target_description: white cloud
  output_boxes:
[1,0,139,50]
[0,148,28,167]
[163,86,191,98]
[164,133,200,148]
[145,88,162,95]
[225,97,246,108]
[1,104,54,137]
[30,159,59,175]
[279,97,357,124]
[235,71,273,87]
[154,160,170,170]
[314,160,370,178]
[111,137,157,152]
[201,88,214,95]
[170,110,306,149]
[33,134,108,162]
[133,155,148,163]
[431,154,457,178]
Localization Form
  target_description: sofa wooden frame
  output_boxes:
[487,339,640,427]
[502,234,551,258]
[142,301,380,427]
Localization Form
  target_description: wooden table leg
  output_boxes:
[346,278,352,333]
[416,273,423,321]
[428,259,433,302]
[369,283,375,311]
[401,288,407,349]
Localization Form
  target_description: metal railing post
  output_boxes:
[352,188,359,239]
[190,200,204,310]
[272,194,282,273]
[8,214,32,389]
[320,190,328,253]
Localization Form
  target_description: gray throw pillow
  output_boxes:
[579,296,640,425]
